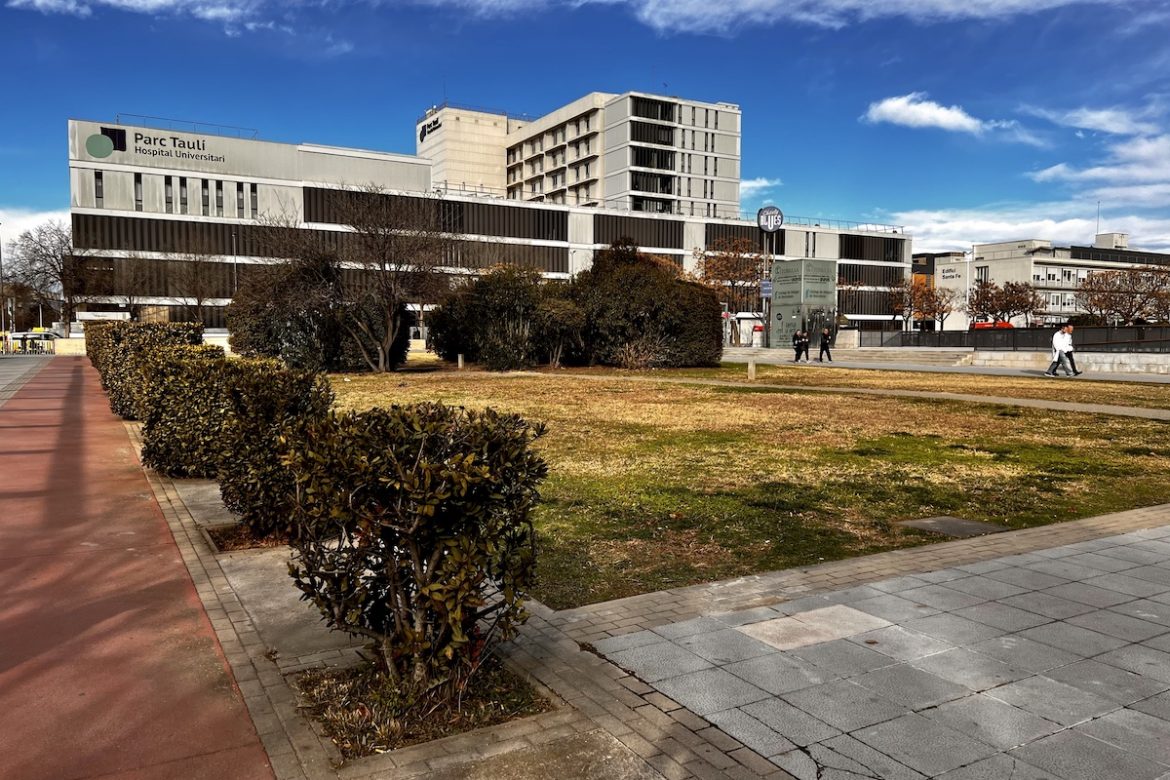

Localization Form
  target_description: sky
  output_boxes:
[1,0,1169,254]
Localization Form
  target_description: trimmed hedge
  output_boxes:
[286,404,547,695]
[85,321,205,420]
[139,348,231,478]
[218,360,334,539]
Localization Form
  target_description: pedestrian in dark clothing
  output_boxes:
[792,330,803,362]
[818,328,833,362]
[797,331,810,362]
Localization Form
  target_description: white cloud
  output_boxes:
[1022,105,1160,136]
[861,93,1046,145]
[1030,134,1170,185]
[891,201,1170,254]
[0,207,71,252]
[9,0,1138,35]
[740,177,782,198]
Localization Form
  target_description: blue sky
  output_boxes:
[2,0,1169,252]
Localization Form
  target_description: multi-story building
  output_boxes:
[416,91,741,218]
[934,233,1170,328]
[67,117,906,333]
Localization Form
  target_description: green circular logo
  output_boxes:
[86,134,115,158]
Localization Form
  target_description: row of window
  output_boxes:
[506,112,597,162]
[93,170,259,219]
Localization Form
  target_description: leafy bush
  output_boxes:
[465,266,543,371]
[217,361,334,539]
[140,349,230,478]
[428,287,477,363]
[574,239,722,368]
[286,403,547,696]
[85,322,205,419]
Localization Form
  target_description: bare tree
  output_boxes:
[965,280,1002,323]
[921,285,962,330]
[999,281,1046,325]
[1075,267,1169,324]
[694,237,763,344]
[335,187,455,372]
[7,219,93,332]
[171,236,229,324]
[113,254,156,321]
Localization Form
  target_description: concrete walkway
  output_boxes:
[0,357,273,780]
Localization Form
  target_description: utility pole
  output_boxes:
[0,221,6,333]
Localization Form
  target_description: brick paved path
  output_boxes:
[0,357,273,780]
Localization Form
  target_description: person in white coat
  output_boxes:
[1045,324,1080,377]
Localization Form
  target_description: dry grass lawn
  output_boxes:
[333,368,1170,608]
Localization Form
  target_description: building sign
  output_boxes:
[84,126,225,163]
[757,205,784,233]
[419,117,443,142]
[770,258,838,347]
[941,267,962,280]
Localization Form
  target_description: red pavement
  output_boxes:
[0,358,274,780]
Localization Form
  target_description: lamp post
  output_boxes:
[231,230,238,295]
[0,220,6,334]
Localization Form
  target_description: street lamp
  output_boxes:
[0,220,6,333]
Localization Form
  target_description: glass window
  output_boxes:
[94,171,104,207]
[179,177,188,214]
[236,182,244,217]
[134,173,143,212]
[215,180,224,216]
[164,176,173,213]
[201,180,210,215]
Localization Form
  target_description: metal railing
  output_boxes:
[861,326,1170,353]
[115,114,259,139]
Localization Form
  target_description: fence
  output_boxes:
[859,326,1170,353]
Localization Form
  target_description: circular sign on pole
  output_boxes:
[757,205,784,233]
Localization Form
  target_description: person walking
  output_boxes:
[792,330,803,362]
[1064,324,1083,375]
[1045,324,1080,377]
[798,330,811,362]
[817,327,833,362]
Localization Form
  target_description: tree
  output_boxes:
[335,187,454,372]
[694,237,763,344]
[998,281,1045,325]
[7,219,93,332]
[1075,267,1169,324]
[921,285,961,330]
[171,236,228,325]
[887,277,918,329]
[113,254,157,321]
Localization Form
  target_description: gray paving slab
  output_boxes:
[1095,644,1170,683]
[1043,659,1170,705]
[1142,632,1170,652]
[676,627,778,664]
[987,675,1119,726]
[1076,708,1170,766]
[1096,545,1170,566]
[935,754,1061,779]
[847,625,955,662]
[848,593,942,623]
[1009,729,1169,780]
[815,734,927,780]
[1026,558,1113,581]
[651,667,770,715]
[867,574,933,595]
[1062,551,1143,573]
[704,707,796,758]
[607,640,713,682]
[930,693,1062,750]
[952,601,1053,632]
[852,713,998,776]
[593,630,662,655]
[712,605,785,627]
[739,697,841,747]
[967,635,1083,673]
[1082,573,1170,598]
[650,616,726,640]
[1042,581,1139,608]
[898,584,989,612]
[1066,609,1168,643]
[1130,690,1170,721]
[1127,565,1170,587]
[851,663,971,710]
[781,679,909,732]
[901,612,1007,645]
[788,638,897,677]
[910,647,1031,691]
[999,590,1098,620]
[984,567,1070,591]
[723,652,839,695]
[938,575,1029,602]
[1016,621,1132,657]
[422,728,664,780]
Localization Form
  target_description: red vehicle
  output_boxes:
[970,321,1015,330]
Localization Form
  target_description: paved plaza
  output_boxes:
[4,354,1170,779]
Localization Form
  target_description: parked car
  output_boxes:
[970,321,1015,330]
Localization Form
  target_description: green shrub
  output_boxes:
[217,361,334,539]
[286,404,547,696]
[85,322,205,420]
[428,288,476,363]
[573,239,722,368]
[140,350,230,478]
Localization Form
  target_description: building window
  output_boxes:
[215,180,224,216]
[236,182,244,217]
[250,183,258,217]
[94,171,104,208]
[202,180,210,215]
[704,108,710,128]
[713,158,718,176]
[691,106,696,125]
[164,176,173,213]
[179,177,188,214]
[976,265,989,282]
[714,111,719,130]
[134,173,143,212]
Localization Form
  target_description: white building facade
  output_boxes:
[416,92,741,218]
